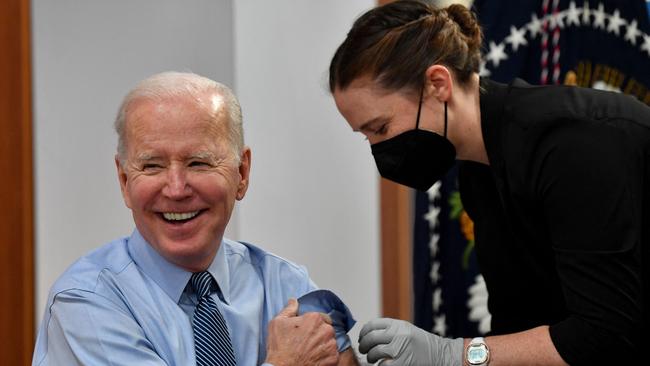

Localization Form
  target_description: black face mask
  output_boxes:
[370,87,456,191]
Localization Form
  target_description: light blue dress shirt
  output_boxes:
[33,230,352,365]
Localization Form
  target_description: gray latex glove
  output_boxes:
[358,318,463,366]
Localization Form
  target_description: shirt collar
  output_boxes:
[206,238,231,304]
[128,229,191,303]
[127,229,231,304]
[479,77,511,171]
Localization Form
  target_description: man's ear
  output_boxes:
[424,64,453,103]
[115,155,132,208]
[236,147,252,201]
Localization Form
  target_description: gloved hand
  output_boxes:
[358,318,463,366]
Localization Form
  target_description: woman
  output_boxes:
[329,1,649,365]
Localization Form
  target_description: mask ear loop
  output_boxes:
[444,101,448,138]
[415,85,425,129]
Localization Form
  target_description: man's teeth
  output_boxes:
[162,211,199,221]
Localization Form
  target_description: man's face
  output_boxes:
[116,94,250,271]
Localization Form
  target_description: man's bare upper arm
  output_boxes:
[338,348,360,366]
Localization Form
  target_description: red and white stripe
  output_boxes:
[551,0,561,84]
[540,0,561,84]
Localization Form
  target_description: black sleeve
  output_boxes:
[536,120,643,365]
[458,161,525,334]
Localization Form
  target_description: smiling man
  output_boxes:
[33,72,358,366]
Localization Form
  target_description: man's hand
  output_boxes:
[265,298,339,366]
[358,318,463,366]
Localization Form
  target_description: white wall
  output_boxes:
[33,0,235,319]
[33,0,380,352]
[233,0,379,346]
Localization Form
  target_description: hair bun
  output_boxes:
[445,4,482,51]
[329,0,482,92]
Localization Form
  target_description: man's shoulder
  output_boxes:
[222,238,312,283]
[49,237,134,296]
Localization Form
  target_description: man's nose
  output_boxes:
[162,166,192,199]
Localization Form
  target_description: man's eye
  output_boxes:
[142,164,162,170]
[189,161,210,168]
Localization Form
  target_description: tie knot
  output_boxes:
[190,271,214,299]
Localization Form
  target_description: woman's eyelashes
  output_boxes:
[362,123,389,141]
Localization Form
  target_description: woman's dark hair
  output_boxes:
[329,0,482,93]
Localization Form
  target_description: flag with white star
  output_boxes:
[474,0,650,101]
[413,164,490,338]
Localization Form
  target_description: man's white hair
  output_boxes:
[114,71,243,165]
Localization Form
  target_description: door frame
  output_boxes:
[0,0,35,364]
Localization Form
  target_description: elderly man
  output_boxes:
[33,72,358,366]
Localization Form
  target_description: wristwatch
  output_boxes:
[466,337,490,365]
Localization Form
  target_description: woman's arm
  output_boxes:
[357,319,568,365]
[469,326,567,366]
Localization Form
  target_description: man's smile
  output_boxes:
[159,210,205,224]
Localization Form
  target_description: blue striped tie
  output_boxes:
[190,271,236,366]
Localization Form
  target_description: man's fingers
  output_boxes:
[358,328,393,354]
[319,312,333,325]
[278,298,299,317]
[358,318,394,339]
[366,344,395,364]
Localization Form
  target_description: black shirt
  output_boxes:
[459,79,649,365]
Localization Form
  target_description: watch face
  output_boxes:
[467,343,489,364]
